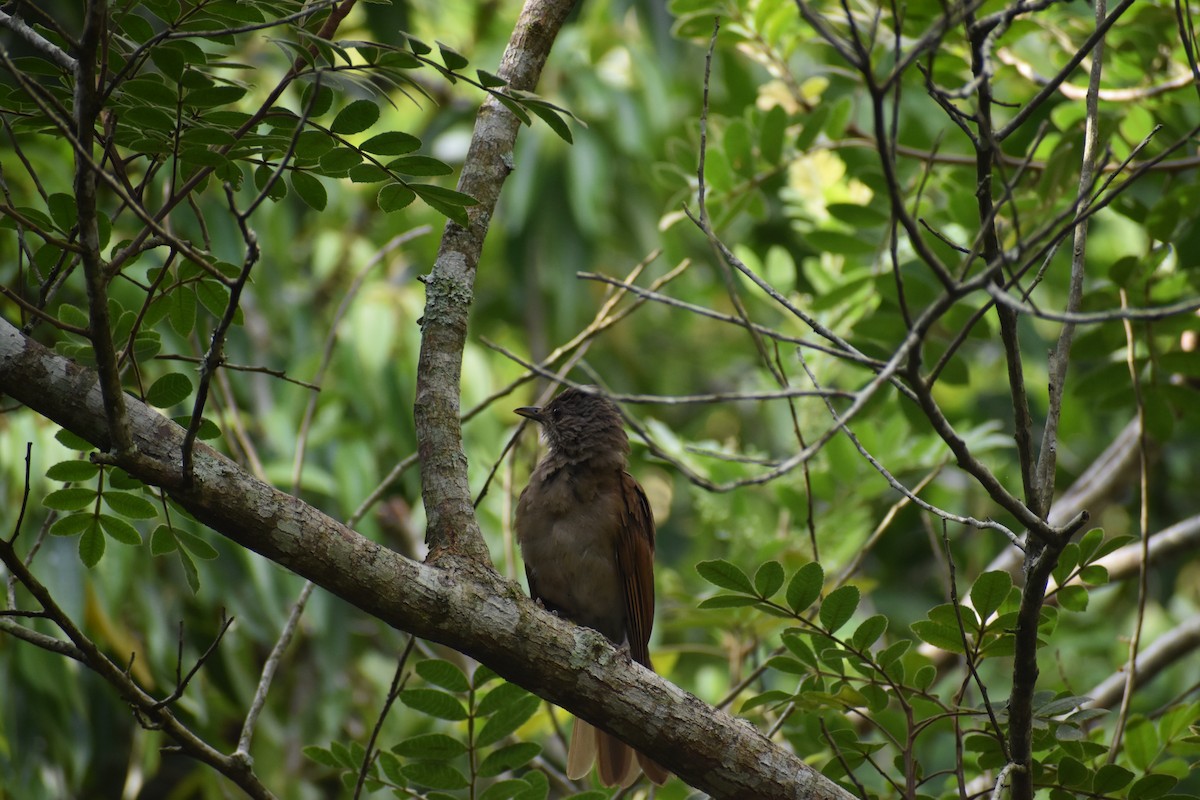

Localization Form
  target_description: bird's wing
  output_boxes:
[616,471,657,668]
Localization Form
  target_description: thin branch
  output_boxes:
[1107,288,1151,762]
[996,0,1139,141]
[1086,615,1200,710]
[155,355,320,390]
[0,10,77,70]
[0,535,275,798]
[75,0,134,456]
[292,226,431,492]
[353,636,417,800]
[1033,0,1107,515]
[151,614,236,710]
[941,523,1009,760]
[236,580,316,758]
[796,349,1023,545]
[181,186,261,484]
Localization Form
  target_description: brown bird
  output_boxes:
[514,387,670,788]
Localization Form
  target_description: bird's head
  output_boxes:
[515,387,630,465]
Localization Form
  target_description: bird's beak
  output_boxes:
[514,406,543,423]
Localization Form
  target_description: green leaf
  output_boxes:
[524,101,573,143]
[477,70,507,88]
[760,104,787,164]
[477,743,541,777]
[1056,585,1089,613]
[1057,755,1090,787]
[1078,565,1108,585]
[79,521,105,567]
[436,41,469,70]
[303,745,340,767]
[1076,527,1105,563]
[740,689,792,712]
[754,561,785,599]
[1129,774,1178,800]
[378,182,416,212]
[150,524,177,555]
[765,655,808,675]
[347,164,389,183]
[392,733,468,760]
[1051,542,1080,587]
[44,487,98,511]
[55,429,94,451]
[477,682,528,716]
[171,415,222,440]
[911,620,966,654]
[781,630,818,667]
[877,639,910,668]
[360,131,421,155]
[415,659,470,692]
[472,664,501,689]
[45,460,101,482]
[377,750,404,784]
[102,491,158,519]
[409,183,477,207]
[196,280,229,318]
[513,770,549,800]
[50,513,95,537]
[475,693,541,747]
[480,780,528,800]
[786,561,824,612]
[401,762,469,790]
[299,83,333,117]
[290,170,327,211]
[398,689,468,721]
[176,529,219,559]
[176,542,198,592]
[698,594,759,609]
[1093,764,1134,793]
[819,585,860,633]
[970,570,1013,621]
[47,192,77,231]
[145,373,193,407]
[386,155,453,176]
[1124,717,1158,771]
[294,130,336,161]
[169,288,197,335]
[99,514,142,545]
[331,99,380,135]
[184,85,247,108]
[850,614,888,650]
[696,559,755,594]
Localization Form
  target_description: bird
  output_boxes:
[514,387,670,788]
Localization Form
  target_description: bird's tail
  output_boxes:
[567,718,670,787]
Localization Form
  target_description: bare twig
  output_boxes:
[1107,288,1151,762]
[236,580,316,758]
[1033,0,1107,515]
[181,186,261,483]
[353,636,416,799]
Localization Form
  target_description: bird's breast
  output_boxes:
[516,468,628,643]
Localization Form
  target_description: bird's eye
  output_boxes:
[550,406,562,419]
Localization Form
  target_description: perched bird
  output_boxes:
[514,387,670,788]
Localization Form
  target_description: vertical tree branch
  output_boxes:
[966,12,1038,516]
[1033,0,1106,514]
[76,0,134,455]
[414,0,578,562]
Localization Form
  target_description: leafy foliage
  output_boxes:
[2,0,1199,798]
